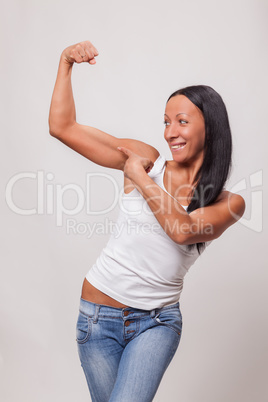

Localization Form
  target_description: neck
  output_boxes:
[172,151,204,187]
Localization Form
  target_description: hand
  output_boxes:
[61,40,99,65]
[117,146,154,181]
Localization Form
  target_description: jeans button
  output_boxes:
[124,311,129,316]
[125,320,130,327]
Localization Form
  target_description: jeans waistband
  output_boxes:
[79,297,180,323]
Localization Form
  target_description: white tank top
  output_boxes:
[85,154,212,310]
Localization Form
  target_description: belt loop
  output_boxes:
[150,308,156,318]
[93,304,100,324]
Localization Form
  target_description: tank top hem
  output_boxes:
[85,272,180,311]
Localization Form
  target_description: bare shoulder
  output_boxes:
[216,190,246,220]
[119,138,160,163]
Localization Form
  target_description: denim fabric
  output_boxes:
[76,297,183,402]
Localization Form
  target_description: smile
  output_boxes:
[171,143,186,151]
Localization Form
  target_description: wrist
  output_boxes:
[60,52,74,68]
[130,167,150,188]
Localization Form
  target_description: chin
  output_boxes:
[171,152,187,161]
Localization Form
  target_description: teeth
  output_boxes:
[171,143,186,149]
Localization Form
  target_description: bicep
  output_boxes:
[50,122,159,170]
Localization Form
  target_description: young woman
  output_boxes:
[49,40,245,402]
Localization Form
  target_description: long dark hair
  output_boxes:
[167,85,233,254]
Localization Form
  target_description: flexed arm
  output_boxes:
[48,40,159,170]
[48,40,98,134]
[117,146,246,245]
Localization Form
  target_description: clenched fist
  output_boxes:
[61,40,99,65]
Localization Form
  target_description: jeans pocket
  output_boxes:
[153,308,182,337]
[76,311,92,344]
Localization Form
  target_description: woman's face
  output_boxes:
[164,95,206,165]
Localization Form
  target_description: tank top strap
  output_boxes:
[147,154,166,178]
[148,154,189,210]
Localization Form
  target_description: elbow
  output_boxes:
[228,193,246,223]
[48,118,58,137]
[171,220,192,245]
[235,195,246,221]
[49,127,57,137]
[173,228,201,246]
[173,233,187,245]
[48,119,61,137]
[48,124,64,138]
[48,120,76,138]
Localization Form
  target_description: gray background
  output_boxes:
[1,0,267,401]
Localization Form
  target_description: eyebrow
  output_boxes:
[164,113,191,117]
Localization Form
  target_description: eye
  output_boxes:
[163,121,170,127]
[179,119,188,124]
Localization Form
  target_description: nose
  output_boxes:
[165,122,180,141]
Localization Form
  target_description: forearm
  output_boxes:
[48,55,76,136]
[133,171,192,244]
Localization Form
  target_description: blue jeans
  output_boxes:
[76,297,183,402]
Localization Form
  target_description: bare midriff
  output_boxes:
[81,277,130,308]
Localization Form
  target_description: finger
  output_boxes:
[71,45,87,63]
[117,146,131,156]
[71,49,84,63]
[84,50,93,63]
[76,44,87,59]
[93,46,99,56]
[85,47,98,64]
[85,47,95,60]
[85,41,99,56]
